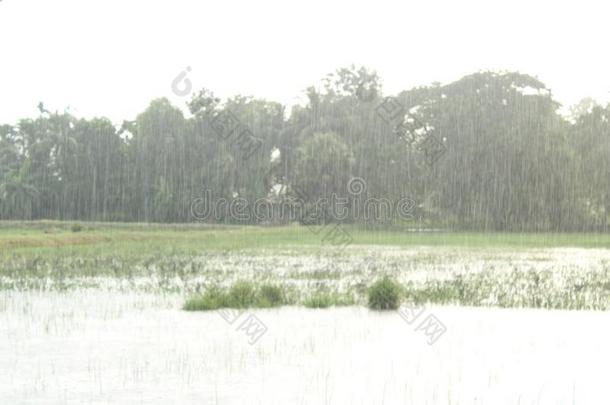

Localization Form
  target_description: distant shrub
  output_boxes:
[368,277,402,310]
[184,282,361,311]
[304,293,332,308]
[184,282,284,311]
[256,284,285,307]
[71,223,83,232]
[333,292,355,307]
[229,280,256,308]
[304,292,355,308]
[183,287,231,311]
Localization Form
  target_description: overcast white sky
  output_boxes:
[1,0,609,124]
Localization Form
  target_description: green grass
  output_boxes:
[1,220,610,259]
[183,281,288,311]
[228,280,257,308]
[367,277,402,310]
[303,292,356,308]
[2,221,610,311]
[184,282,359,311]
[183,287,233,311]
[401,269,610,310]
[257,284,285,307]
[183,271,610,311]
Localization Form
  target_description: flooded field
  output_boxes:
[2,228,609,404]
[2,246,609,309]
[1,290,609,405]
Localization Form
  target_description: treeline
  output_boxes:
[0,67,608,231]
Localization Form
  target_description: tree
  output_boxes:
[399,71,577,230]
[0,164,40,220]
[291,131,354,222]
[0,70,606,230]
[571,104,610,230]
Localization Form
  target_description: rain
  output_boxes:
[0,0,609,404]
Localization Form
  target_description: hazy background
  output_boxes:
[1,0,609,123]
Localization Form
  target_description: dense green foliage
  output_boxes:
[303,293,334,309]
[257,284,285,307]
[367,277,402,310]
[183,281,288,311]
[1,67,608,231]
[183,287,233,311]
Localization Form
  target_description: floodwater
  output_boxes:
[1,291,608,404]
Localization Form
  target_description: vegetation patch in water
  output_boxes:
[367,277,402,310]
[183,281,289,311]
[402,269,610,310]
[303,292,355,308]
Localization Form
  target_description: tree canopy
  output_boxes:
[1,67,608,231]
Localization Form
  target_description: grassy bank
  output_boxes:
[2,221,610,258]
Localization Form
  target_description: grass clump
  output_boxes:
[184,281,287,311]
[229,280,256,308]
[256,283,285,307]
[70,223,83,232]
[304,293,333,308]
[304,292,355,308]
[367,276,402,310]
[183,287,231,311]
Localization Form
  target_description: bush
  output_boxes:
[183,287,231,311]
[186,282,372,311]
[304,293,332,308]
[184,282,284,311]
[71,223,83,232]
[304,291,356,308]
[256,284,285,307]
[228,280,256,308]
[368,277,402,310]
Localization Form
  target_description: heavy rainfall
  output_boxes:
[0,0,609,404]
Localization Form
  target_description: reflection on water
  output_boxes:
[1,291,608,404]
